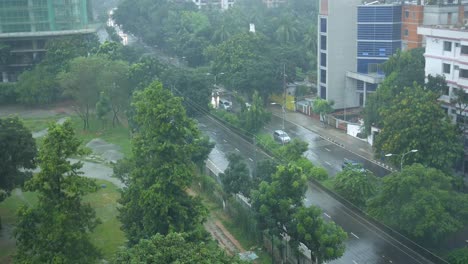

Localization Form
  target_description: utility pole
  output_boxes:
[282,64,286,130]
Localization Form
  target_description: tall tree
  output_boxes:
[238,91,271,133]
[59,56,110,130]
[367,164,468,245]
[291,206,347,264]
[14,121,101,263]
[118,81,210,245]
[374,85,462,172]
[251,164,307,245]
[0,117,36,202]
[220,153,252,197]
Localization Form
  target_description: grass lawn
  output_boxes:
[21,114,67,132]
[69,116,132,157]
[0,180,124,263]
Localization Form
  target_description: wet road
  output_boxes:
[196,114,437,264]
[265,114,390,178]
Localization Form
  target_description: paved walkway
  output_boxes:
[269,106,396,171]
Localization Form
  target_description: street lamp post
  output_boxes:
[271,102,286,130]
[206,72,224,87]
[385,149,418,170]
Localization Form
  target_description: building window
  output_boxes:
[320,18,327,33]
[461,45,468,55]
[444,41,452,52]
[460,69,468,78]
[320,53,326,67]
[320,86,326,100]
[320,69,326,84]
[443,86,450,96]
[404,29,408,36]
[443,63,451,74]
[405,10,409,18]
[320,35,327,50]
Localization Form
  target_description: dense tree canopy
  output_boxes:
[374,85,462,172]
[0,117,36,202]
[220,153,252,197]
[113,232,246,263]
[334,167,379,208]
[367,164,468,245]
[118,81,212,245]
[292,206,347,264]
[14,121,101,263]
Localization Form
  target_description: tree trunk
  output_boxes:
[112,105,120,128]
[85,103,89,130]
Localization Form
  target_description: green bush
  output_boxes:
[0,82,18,104]
[309,166,328,181]
[212,110,240,127]
[256,133,281,156]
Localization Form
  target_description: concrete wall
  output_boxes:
[319,0,361,109]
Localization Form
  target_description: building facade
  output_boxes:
[418,25,468,121]
[318,0,468,110]
[0,0,96,83]
[317,0,361,109]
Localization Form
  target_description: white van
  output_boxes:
[219,99,232,111]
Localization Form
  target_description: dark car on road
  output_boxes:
[342,158,365,172]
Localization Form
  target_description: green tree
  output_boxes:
[161,67,211,115]
[374,85,462,172]
[42,34,100,74]
[220,153,252,197]
[312,98,334,123]
[279,138,308,162]
[113,232,246,263]
[364,48,426,131]
[447,247,468,264]
[274,15,300,44]
[367,164,468,245]
[59,56,110,130]
[98,60,131,127]
[16,65,59,105]
[239,91,271,133]
[14,121,101,263]
[292,206,347,264]
[334,167,379,208]
[95,91,112,127]
[251,164,307,248]
[119,81,209,245]
[0,117,36,202]
[254,159,278,186]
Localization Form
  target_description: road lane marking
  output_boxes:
[223,139,227,142]
[351,232,360,239]
[235,148,240,152]
[323,213,331,218]
[325,161,331,166]
[249,158,254,162]
[325,147,331,152]
[352,261,358,264]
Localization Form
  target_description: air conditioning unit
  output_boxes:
[455,65,460,70]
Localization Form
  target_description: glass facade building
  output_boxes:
[357,5,402,74]
[0,0,90,34]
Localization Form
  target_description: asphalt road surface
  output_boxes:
[265,114,391,178]
[196,113,437,264]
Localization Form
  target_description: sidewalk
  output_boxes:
[269,106,395,171]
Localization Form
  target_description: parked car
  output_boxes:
[273,130,291,144]
[219,99,232,111]
[341,158,365,172]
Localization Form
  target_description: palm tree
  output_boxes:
[275,15,299,44]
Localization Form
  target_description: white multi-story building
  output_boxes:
[191,0,234,10]
[418,25,468,122]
